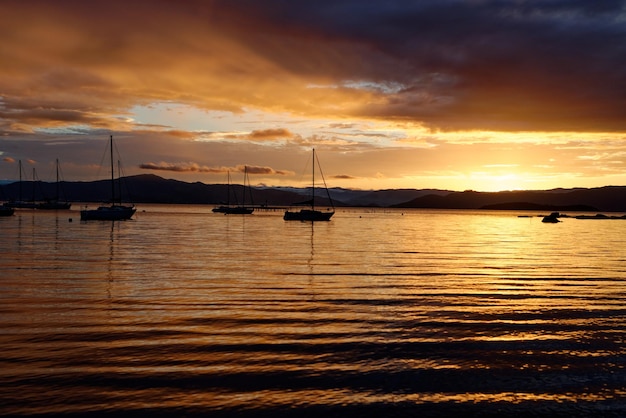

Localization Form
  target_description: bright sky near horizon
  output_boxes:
[1,0,625,192]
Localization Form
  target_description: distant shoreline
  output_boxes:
[1,174,625,212]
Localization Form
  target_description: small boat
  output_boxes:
[3,160,37,209]
[212,167,254,215]
[0,185,14,215]
[284,208,334,221]
[81,135,136,221]
[0,206,14,216]
[38,200,71,210]
[4,200,37,209]
[37,159,71,210]
[81,204,136,221]
[284,149,335,222]
[542,212,561,223]
[216,206,254,215]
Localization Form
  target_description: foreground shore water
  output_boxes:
[1,206,624,417]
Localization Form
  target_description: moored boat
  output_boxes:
[542,212,561,223]
[3,160,37,209]
[0,206,14,216]
[80,135,136,221]
[284,149,334,222]
[81,204,136,221]
[212,167,254,215]
[38,159,71,210]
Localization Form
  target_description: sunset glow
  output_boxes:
[1,0,625,192]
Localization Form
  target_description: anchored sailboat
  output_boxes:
[38,159,71,210]
[212,166,254,215]
[80,135,136,221]
[3,160,37,209]
[284,149,335,221]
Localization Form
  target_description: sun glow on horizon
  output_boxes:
[2,100,625,192]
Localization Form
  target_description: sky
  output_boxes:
[1,0,625,192]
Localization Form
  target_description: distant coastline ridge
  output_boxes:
[1,174,625,213]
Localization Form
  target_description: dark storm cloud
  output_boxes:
[1,0,624,134]
[211,0,626,131]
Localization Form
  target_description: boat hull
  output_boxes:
[212,206,254,214]
[80,205,136,221]
[3,201,37,209]
[37,201,72,210]
[284,209,334,221]
[0,206,14,216]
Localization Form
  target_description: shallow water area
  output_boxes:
[1,206,625,417]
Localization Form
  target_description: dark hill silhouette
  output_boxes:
[481,202,598,212]
[0,174,624,211]
[0,174,339,206]
[393,187,625,212]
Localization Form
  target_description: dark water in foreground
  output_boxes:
[1,206,624,417]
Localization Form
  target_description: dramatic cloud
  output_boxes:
[224,128,295,142]
[204,0,626,131]
[139,161,292,176]
[2,0,624,133]
[0,1,625,191]
[234,165,293,175]
[139,162,224,173]
[247,129,294,141]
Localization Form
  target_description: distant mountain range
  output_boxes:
[1,173,625,212]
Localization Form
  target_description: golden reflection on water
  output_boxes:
[0,207,625,416]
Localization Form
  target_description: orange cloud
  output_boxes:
[139,162,225,173]
[247,128,294,140]
[3,157,16,163]
[2,0,624,133]
[234,165,293,175]
[139,161,292,176]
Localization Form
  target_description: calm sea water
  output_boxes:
[1,206,624,417]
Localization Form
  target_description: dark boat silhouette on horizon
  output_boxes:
[212,166,254,215]
[37,159,71,210]
[284,149,335,222]
[80,135,136,221]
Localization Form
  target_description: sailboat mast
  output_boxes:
[312,149,315,212]
[243,166,247,206]
[244,165,254,206]
[55,158,60,200]
[227,171,231,206]
[18,160,22,202]
[109,135,115,204]
[32,168,36,203]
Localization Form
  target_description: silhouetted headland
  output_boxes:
[1,174,625,212]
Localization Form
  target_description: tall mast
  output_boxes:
[55,158,60,200]
[312,149,315,211]
[32,168,36,202]
[18,160,22,202]
[110,135,115,204]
